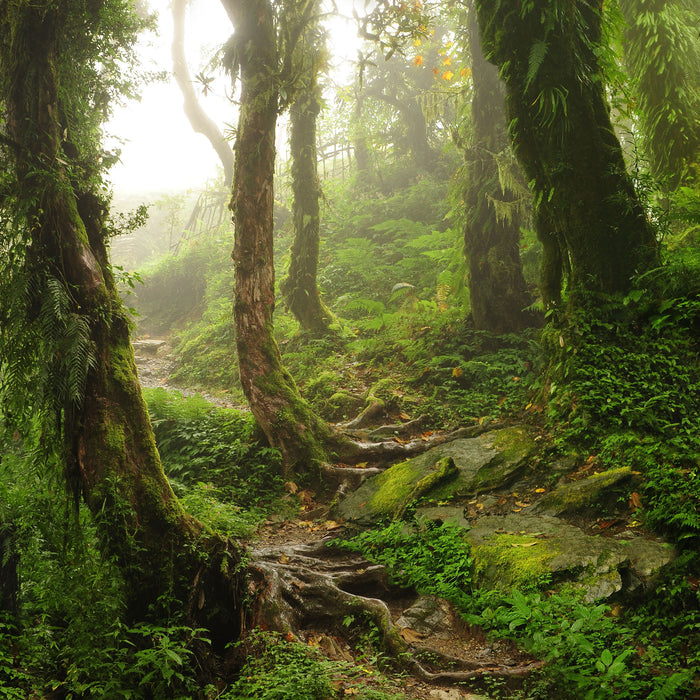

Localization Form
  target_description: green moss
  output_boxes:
[472,533,560,590]
[538,466,634,515]
[370,460,424,515]
[103,416,126,453]
[490,425,536,462]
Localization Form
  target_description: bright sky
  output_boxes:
[107,0,361,199]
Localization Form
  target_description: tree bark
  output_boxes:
[474,0,658,308]
[222,0,334,477]
[280,51,337,335]
[463,5,538,333]
[1,2,243,645]
[172,0,234,187]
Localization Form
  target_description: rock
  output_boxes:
[464,512,675,601]
[333,426,536,525]
[534,467,636,516]
[131,338,166,356]
[396,596,451,636]
[414,505,471,529]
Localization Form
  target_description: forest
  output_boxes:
[0,0,699,698]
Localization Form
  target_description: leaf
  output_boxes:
[414,54,423,66]
[525,40,548,91]
[441,70,454,81]
[535,488,546,493]
[511,542,538,547]
[452,366,464,377]
[399,627,425,643]
[629,492,643,509]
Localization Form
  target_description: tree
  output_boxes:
[172,0,234,186]
[462,3,537,332]
[0,0,242,646]
[220,0,334,476]
[280,5,338,335]
[618,0,700,187]
[474,0,659,308]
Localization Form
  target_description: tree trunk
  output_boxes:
[1,2,243,646]
[222,0,333,477]
[474,0,658,308]
[463,6,538,333]
[172,0,234,187]
[280,60,337,335]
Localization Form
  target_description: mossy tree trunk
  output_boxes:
[222,0,333,477]
[463,6,538,332]
[474,0,658,308]
[280,26,336,335]
[1,1,243,642]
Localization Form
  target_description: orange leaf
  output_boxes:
[629,492,643,509]
[452,366,464,377]
[414,54,423,66]
[399,627,425,643]
[441,70,454,81]
[442,56,452,66]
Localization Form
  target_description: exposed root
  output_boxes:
[244,538,541,690]
[332,419,504,466]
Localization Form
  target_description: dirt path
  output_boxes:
[131,336,533,699]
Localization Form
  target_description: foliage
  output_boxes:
[143,387,283,511]
[222,630,335,700]
[337,518,473,607]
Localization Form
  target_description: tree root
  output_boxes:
[244,539,541,689]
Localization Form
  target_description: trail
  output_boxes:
[131,335,535,699]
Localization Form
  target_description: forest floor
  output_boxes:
[133,339,539,699]
[133,338,671,699]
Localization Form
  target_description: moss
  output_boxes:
[369,460,424,515]
[472,533,561,590]
[490,425,536,462]
[538,466,634,515]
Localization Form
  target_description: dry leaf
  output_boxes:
[283,481,298,494]
[399,411,411,421]
[399,627,424,643]
[324,520,342,530]
[629,492,643,509]
[535,488,546,493]
[511,542,538,548]
[515,501,531,508]
[512,507,522,513]
[279,554,291,564]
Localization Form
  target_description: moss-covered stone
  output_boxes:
[471,532,560,589]
[535,466,636,516]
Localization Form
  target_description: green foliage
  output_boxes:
[222,630,335,700]
[337,519,473,606]
[143,387,283,510]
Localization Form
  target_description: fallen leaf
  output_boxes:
[515,501,531,508]
[511,542,538,547]
[497,497,507,506]
[324,520,342,530]
[629,492,643,509]
[535,488,546,493]
[399,411,411,421]
[284,481,298,494]
[512,507,522,513]
[279,554,291,564]
[399,627,425,643]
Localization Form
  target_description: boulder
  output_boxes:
[333,426,536,525]
[464,512,675,601]
[534,466,637,516]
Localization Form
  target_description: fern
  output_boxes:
[525,40,548,91]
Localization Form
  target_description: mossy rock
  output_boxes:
[464,512,675,601]
[534,466,636,516]
[333,426,536,525]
